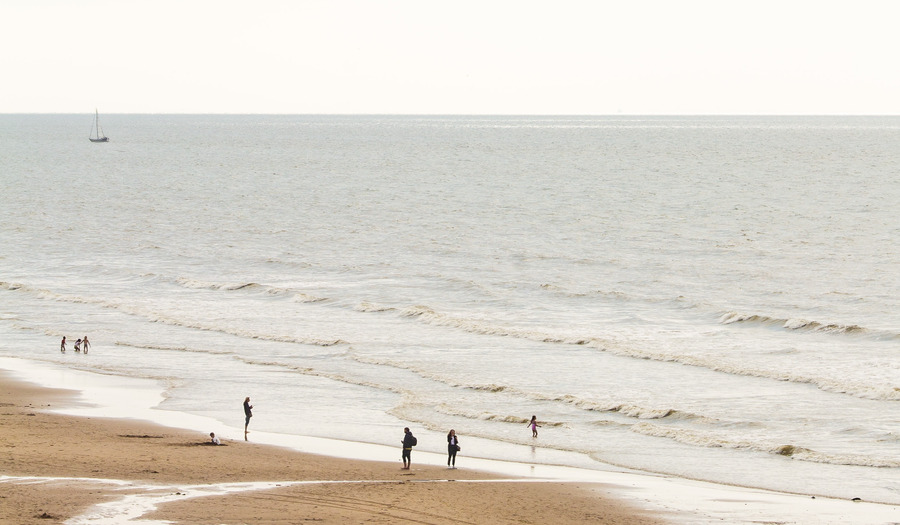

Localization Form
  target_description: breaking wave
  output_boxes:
[173,278,328,303]
[432,404,568,427]
[0,281,345,348]
[346,352,721,424]
[231,355,408,396]
[399,305,591,345]
[389,302,900,402]
[113,342,234,356]
[353,301,396,313]
[719,311,897,339]
[631,423,900,468]
[4,280,897,402]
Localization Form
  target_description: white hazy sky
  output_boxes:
[2,1,899,114]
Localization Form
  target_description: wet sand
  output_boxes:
[0,371,665,524]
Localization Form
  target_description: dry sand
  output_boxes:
[0,371,665,524]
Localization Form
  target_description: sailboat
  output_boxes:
[89,109,109,142]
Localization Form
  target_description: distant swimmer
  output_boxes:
[527,415,541,438]
[60,336,66,353]
[82,336,90,354]
[74,339,82,352]
[243,397,253,438]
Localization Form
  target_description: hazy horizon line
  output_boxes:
[4,112,900,117]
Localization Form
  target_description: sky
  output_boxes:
[2,0,899,115]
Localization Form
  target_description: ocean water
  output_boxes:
[1,114,898,503]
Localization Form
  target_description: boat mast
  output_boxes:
[95,109,103,139]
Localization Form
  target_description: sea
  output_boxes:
[1,114,898,505]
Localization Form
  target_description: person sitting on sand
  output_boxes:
[210,432,220,445]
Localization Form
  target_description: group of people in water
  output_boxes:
[59,336,90,353]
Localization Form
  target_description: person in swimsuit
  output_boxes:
[82,336,90,354]
[74,339,82,352]
[527,415,541,437]
[60,336,66,353]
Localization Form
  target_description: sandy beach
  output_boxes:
[0,370,665,524]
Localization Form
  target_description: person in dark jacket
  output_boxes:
[401,427,416,469]
[243,397,253,437]
[447,429,460,468]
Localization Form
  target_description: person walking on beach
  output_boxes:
[528,415,541,437]
[243,397,253,437]
[60,336,66,353]
[447,429,460,468]
[82,336,90,354]
[401,427,416,469]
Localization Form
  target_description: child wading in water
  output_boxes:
[527,415,541,437]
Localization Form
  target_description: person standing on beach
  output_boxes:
[447,429,460,468]
[82,336,90,354]
[528,415,541,437]
[401,427,416,469]
[60,336,66,353]
[243,397,253,437]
